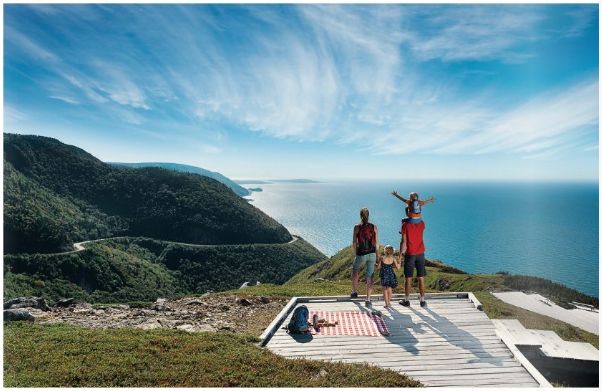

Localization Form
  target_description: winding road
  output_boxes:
[46,235,300,256]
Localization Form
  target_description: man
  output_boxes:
[399,210,427,307]
[351,207,379,307]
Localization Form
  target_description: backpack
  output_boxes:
[287,305,310,333]
[410,199,421,215]
[356,223,376,255]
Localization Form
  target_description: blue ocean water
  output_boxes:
[248,180,599,297]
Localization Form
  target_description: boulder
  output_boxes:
[435,278,452,291]
[237,298,252,306]
[55,298,75,307]
[136,319,161,330]
[4,308,35,322]
[259,296,270,304]
[4,296,50,311]
[153,298,168,311]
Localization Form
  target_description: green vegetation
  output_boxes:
[4,161,127,253]
[4,236,326,303]
[4,133,291,254]
[110,162,250,197]
[4,323,421,387]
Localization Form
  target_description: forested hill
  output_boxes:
[110,162,250,197]
[4,133,292,253]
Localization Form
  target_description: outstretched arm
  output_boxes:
[420,196,436,206]
[391,191,408,203]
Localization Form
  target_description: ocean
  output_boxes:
[247,180,599,297]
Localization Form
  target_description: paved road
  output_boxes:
[44,235,300,256]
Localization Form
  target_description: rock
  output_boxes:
[256,281,261,286]
[315,277,328,282]
[136,320,161,330]
[4,308,35,322]
[4,296,50,311]
[153,298,168,311]
[311,368,329,380]
[259,296,270,304]
[219,304,230,312]
[237,298,252,306]
[115,304,130,310]
[55,298,75,307]
[435,278,451,291]
[196,324,216,332]
[176,324,196,332]
[186,300,205,306]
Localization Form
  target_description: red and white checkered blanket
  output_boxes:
[308,310,390,337]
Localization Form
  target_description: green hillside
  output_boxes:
[4,236,326,303]
[110,162,250,197]
[4,161,127,253]
[4,133,291,254]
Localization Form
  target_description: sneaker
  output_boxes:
[350,292,358,299]
[420,300,427,308]
[365,300,372,307]
[399,299,410,307]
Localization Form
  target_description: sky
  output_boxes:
[3,4,599,181]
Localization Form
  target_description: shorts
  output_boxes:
[404,253,426,278]
[353,252,377,278]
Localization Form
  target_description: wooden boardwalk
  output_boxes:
[262,294,547,388]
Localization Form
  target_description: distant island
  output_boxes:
[236,179,321,184]
[110,162,250,197]
[247,187,263,192]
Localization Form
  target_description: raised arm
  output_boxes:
[391,190,408,203]
[420,196,436,206]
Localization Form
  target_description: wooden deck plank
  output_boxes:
[270,344,509,356]
[276,350,514,360]
[316,358,521,369]
[268,335,501,347]
[269,338,506,349]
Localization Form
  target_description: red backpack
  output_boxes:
[356,223,376,255]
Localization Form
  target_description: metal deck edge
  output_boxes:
[259,296,298,347]
[495,326,553,387]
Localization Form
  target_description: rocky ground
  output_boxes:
[4,295,290,336]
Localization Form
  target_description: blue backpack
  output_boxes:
[287,305,309,333]
[410,199,421,215]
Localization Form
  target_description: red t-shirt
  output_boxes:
[402,220,426,256]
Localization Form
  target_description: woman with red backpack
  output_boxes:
[351,207,380,307]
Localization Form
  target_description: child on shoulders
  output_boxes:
[391,191,435,225]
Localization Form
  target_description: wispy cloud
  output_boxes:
[4,4,598,161]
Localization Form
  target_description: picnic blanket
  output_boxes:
[309,310,390,337]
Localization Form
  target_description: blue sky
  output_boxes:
[4,4,599,181]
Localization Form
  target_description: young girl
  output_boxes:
[377,245,400,308]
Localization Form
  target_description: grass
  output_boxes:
[3,322,421,387]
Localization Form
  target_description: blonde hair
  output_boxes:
[360,208,369,224]
[410,192,419,200]
[384,245,394,255]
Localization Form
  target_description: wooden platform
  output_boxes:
[261,293,548,387]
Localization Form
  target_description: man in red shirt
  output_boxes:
[399,214,427,307]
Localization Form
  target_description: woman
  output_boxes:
[351,207,380,307]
